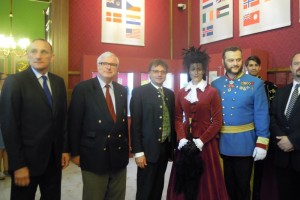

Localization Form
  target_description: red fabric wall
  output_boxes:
[189,0,300,68]
[69,0,300,88]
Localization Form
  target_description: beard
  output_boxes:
[224,63,243,76]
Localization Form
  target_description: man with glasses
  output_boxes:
[130,59,176,200]
[68,52,129,200]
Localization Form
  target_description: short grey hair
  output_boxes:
[97,52,119,65]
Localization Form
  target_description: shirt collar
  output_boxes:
[31,66,49,79]
[97,76,113,89]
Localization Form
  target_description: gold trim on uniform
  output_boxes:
[220,122,255,133]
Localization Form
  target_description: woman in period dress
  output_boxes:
[167,46,228,200]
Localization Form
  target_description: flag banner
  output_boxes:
[200,0,233,44]
[102,0,145,46]
[239,0,291,36]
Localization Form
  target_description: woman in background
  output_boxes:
[0,72,9,180]
[167,47,228,200]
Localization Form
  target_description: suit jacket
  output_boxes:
[130,83,176,163]
[68,78,129,175]
[0,67,68,176]
[270,83,300,171]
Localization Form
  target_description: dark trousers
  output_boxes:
[10,151,61,200]
[252,160,264,200]
[221,155,253,200]
[136,141,170,200]
[276,166,300,200]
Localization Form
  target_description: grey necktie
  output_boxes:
[286,84,300,119]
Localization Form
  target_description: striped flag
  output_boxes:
[203,1,213,10]
[202,10,214,23]
[127,1,141,12]
[216,4,229,18]
[126,28,141,39]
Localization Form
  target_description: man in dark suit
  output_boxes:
[270,53,300,200]
[68,52,129,200]
[130,59,175,200]
[0,39,70,200]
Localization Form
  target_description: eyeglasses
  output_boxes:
[151,70,167,75]
[99,62,118,68]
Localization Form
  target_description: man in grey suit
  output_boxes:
[270,53,300,200]
[68,52,129,200]
[0,39,70,200]
[130,59,175,200]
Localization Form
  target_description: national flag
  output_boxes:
[216,0,225,3]
[202,25,213,37]
[126,28,141,39]
[243,0,260,9]
[107,0,122,9]
[126,14,141,25]
[106,12,122,23]
[243,10,260,26]
[216,4,229,18]
[203,0,210,3]
[202,10,214,23]
[127,1,141,12]
[202,1,213,10]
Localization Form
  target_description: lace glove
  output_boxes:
[178,138,188,150]
[193,138,204,151]
[252,147,267,161]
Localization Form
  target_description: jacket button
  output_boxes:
[123,119,125,122]
[119,134,122,138]
[98,120,102,123]
[158,138,161,142]
[107,135,111,138]
[160,116,162,119]
[118,147,122,150]
[103,148,107,151]
[159,127,162,130]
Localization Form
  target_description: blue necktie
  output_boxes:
[41,76,52,106]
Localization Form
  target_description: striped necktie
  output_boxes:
[286,84,300,120]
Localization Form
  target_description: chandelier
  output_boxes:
[0,0,30,57]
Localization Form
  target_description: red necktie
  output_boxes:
[105,85,116,123]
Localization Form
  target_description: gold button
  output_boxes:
[123,119,125,122]
[98,120,102,123]
[160,116,162,119]
[104,148,107,151]
[158,138,161,142]
[159,127,162,130]
[118,134,122,138]
[108,135,111,138]
[118,147,121,150]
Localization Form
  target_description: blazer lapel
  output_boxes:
[91,78,113,122]
[26,68,52,109]
[113,82,127,123]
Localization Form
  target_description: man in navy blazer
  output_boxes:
[270,53,300,200]
[130,59,175,200]
[0,39,69,200]
[68,52,129,200]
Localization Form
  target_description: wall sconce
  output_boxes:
[177,3,186,10]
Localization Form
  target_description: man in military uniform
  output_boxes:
[245,55,277,200]
[211,47,270,200]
